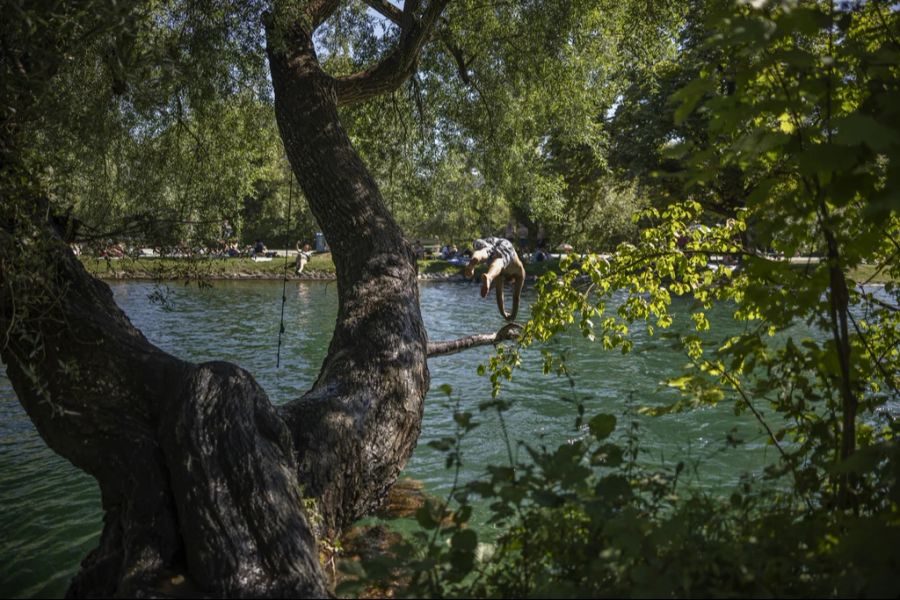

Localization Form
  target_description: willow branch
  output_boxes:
[334,0,450,106]
[427,323,521,357]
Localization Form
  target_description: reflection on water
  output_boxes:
[0,279,811,597]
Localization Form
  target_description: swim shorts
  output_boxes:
[473,237,516,269]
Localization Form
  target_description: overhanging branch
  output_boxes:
[334,0,450,106]
[442,34,472,84]
[362,1,476,86]
[362,0,404,24]
[427,322,522,357]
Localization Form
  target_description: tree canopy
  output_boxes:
[4,0,691,251]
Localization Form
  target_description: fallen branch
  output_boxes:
[427,323,522,357]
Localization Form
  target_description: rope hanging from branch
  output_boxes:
[276,167,294,369]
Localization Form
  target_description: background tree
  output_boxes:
[321,0,688,249]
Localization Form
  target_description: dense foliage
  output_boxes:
[343,1,900,597]
[5,0,688,253]
[3,0,313,251]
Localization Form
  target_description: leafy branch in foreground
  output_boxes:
[351,2,900,597]
[494,0,900,508]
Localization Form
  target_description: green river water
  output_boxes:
[1,280,808,597]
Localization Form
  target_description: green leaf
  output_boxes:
[732,130,789,159]
[449,529,477,573]
[833,114,900,151]
[830,445,885,475]
[427,438,453,451]
[467,480,495,497]
[453,411,472,428]
[770,47,817,68]
[795,144,860,178]
[590,443,624,467]
[533,489,564,507]
[588,413,617,440]
[777,7,830,36]
[415,503,439,530]
[671,77,715,126]
[451,528,478,552]
[595,474,633,503]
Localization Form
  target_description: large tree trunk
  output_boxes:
[1,202,329,597]
[1,1,452,596]
[266,21,430,539]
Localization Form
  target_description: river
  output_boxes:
[0,279,813,597]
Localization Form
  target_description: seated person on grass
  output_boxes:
[295,242,313,274]
[464,237,525,321]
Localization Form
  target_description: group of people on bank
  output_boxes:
[240,230,538,323]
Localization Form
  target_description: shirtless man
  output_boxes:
[464,237,525,321]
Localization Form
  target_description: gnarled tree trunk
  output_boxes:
[0,1,462,596]
[1,201,330,597]
[266,22,431,539]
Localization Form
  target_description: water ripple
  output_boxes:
[2,279,871,597]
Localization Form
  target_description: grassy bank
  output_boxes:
[81,254,338,280]
[80,254,561,281]
[80,254,894,283]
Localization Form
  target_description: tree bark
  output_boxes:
[0,202,328,597]
[1,1,453,596]
[427,323,522,357]
[266,18,431,538]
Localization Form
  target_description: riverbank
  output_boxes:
[78,254,562,281]
[79,255,894,283]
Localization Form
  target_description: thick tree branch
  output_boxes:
[362,0,404,24]
[334,0,450,106]
[362,2,475,86]
[427,323,522,357]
